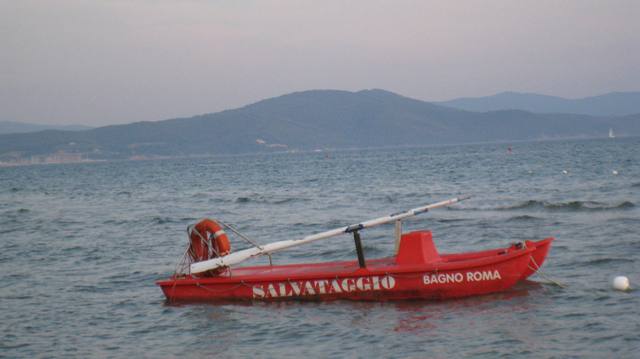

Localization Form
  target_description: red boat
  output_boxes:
[157,197,554,302]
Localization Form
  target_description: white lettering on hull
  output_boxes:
[423,270,501,285]
[252,275,396,299]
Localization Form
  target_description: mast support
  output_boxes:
[353,231,366,268]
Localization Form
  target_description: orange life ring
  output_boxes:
[188,219,231,262]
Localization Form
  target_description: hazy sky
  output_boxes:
[2,0,639,126]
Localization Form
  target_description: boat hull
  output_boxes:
[158,233,553,302]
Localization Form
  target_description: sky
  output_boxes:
[2,0,639,126]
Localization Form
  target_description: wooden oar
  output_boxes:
[190,196,469,274]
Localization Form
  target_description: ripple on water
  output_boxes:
[496,200,635,212]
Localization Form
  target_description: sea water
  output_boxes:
[1,138,639,358]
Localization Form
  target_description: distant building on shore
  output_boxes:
[0,151,86,167]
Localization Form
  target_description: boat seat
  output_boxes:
[395,231,440,265]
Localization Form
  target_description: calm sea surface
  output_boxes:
[1,138,639,358]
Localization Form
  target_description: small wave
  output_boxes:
[273,198,309,205]
[0,343,30,350]
[152,216,178,224]
[235,196,309,205]
[71,284,111,293]
[498,200,635,212]
[616,201,636,209]
[436,218,469,223]
[632,182,640,188]
[316,248,350,257]
[583,257,635,266]
[103,219,132,225]
[17,208,29,213]
[290,222,327,231]
[356,245,386,256]
[498,200,546,210]
[61,246,84,253]
[559,312,587,319]
[606,217,639,224]
[593,295,611,303]
[506,215,542,222]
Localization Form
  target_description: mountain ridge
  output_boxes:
[1,89,638,163]
[438,91,640,116]
[0,121,92,135]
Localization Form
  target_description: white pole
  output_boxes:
[190,196,469,273]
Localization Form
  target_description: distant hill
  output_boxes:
[0,121,92,135]
[438,91,640,116]
[1,89,639,161]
